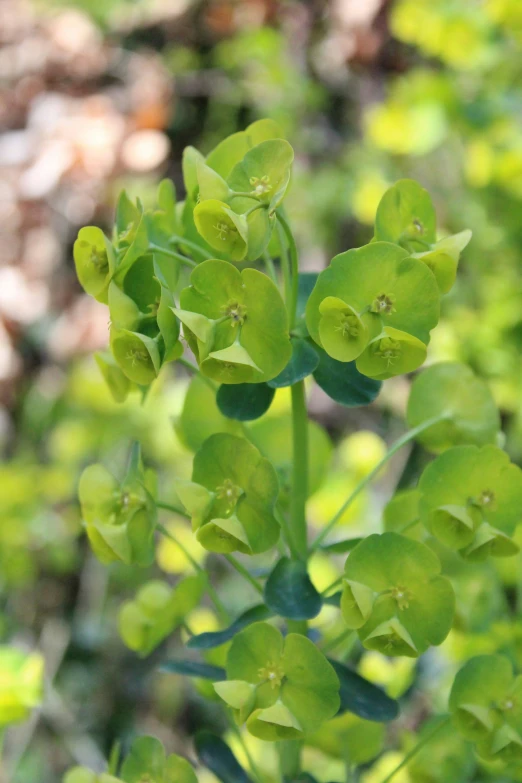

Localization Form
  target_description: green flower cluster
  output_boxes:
[450,655,522,765]
[214,621,340,740]
[78,446,156,567]
[306,181,471,380]
[340,533,455,657]
[64,736,197,783]
[175,433,279,555]
[418,445,522,560]
[74,182,183,400]
[118,576,204,656]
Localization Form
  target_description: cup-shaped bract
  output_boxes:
[78,463,157,567]
[193,200,248,261]
[110,329,161,386]
[341,533,455,657]
[227,139,294,210]
[413,229,472,294]
[418,445,522,560]
[305,242,439,378]
[407,362,500,453]
[74,226,115,303]
[178,260,291,384]
[118,575,205,656]
[185,433,279,555]
[374,179,437,253]
[215,621,340,741]
[121,736,197,783]
[0,646,43,727]
[205,118,285,180]
[450,655,522,765]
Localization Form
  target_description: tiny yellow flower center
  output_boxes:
[216,478,243,508]
[375,336,401,365]
[222,299,247,325]
[90,246,109,271]
[334,312,361,338]
[126,348,148,366]
[371,293,396,315]
[258,661,285,689]
[390,585,412,610]
[214,221,236,241]
[249,174,271,196]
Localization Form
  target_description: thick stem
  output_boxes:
[277,740,302,780]
[380,716,451,783]
[149,244,197,268]
[290,381,309,561]
[169,235,210,260]
[309,413,450,552]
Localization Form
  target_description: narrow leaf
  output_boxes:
[329,658,399,722]
[195,732,252,783]
[159,660,225,680]
[187,605,273,650]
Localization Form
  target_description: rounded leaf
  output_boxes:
[374,179,437,251]
[73,226,114,303]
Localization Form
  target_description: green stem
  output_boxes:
[398,517,421,534]
[156,501,188,518]
[245,203,267,218]
[227,718,264,783]
[309,414,450,552]
[276,220,292,320]
[321,575,344,596]
[275,505,299,559]
[322,628,355,655]
[224,555,264,595]
[277,740,302,780]
[263,251,278,284]
[176,356,216,390]
[380,716,451,783]
[157,522,230,622]
[169,235,210,259]
[276,212,299,328]
[290,381,309,561]
[149,244,197,268]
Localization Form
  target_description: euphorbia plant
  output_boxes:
[65,120,522,782]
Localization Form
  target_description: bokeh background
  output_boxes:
[3,0,522,780]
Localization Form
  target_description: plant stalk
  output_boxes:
[309,413,450,552]
[290,381,309,561]
[380,716,451,783]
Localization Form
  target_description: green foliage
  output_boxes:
[341,533,455,657]
[450,655,522,765]
[215,621,340,739]
[418,445,522,559]
[0,646,43,727]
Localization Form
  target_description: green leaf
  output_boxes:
[312,346,381,407]
[264,557,322,620]
[307,712,385,764]
[175,375,241,452]
[115,190,140,239]
[120,736,197,783]
[195,732,252,783]
[94,351,131,403]
[108,282,141,331]
[267,338,319,388]
[182,146,205,200]
[413,229,472,294]
[374,179,437,252]
[449,655,513,742]
[73,226,115,303]
[383,489,421,539]
[197,160,231,202]
[187,605,273,650]
[329,659,399,722]
[407,362,500,453]
[160,660,226,680]
[216,383,275,421]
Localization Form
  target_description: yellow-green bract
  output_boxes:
[305,242,440,379]
[177,259,291,384]
[418,444,522,560]
[450,655,522,765]
[214,621,340,740]
[175,433,279,555]
[340,533,455,657]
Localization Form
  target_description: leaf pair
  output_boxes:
[175,433,279,556]
[305,242,439,380]
[450,655,522,765]
[214,621,340,741]
[340,533,455,657]
[175,260,291,384]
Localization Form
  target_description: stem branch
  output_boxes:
[290,381,309,561]
[380,716,451,783]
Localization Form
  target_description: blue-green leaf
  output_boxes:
[320,538,364,554]
[160,660,225,680]
[216,383,275,422]
[187,605,273,650]
[313,347,381,407]
[195,733,252,783]
[329,659,399,722]
[267,338,319,388]
[264,556,322,620]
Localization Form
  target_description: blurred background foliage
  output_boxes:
[3,0,522,780]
